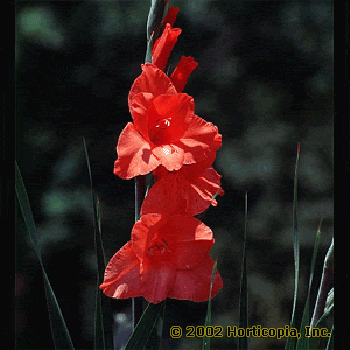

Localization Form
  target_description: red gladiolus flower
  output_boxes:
[141,153,224,217]
[114,63,222,179]
[99,214,223,304]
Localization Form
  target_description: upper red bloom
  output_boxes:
[114,63,222,179]
[99,214,223,303]
[141,152,224,217]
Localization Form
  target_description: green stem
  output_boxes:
[133,0,167,334]
[135,175,146,223]
[133,176,146,329]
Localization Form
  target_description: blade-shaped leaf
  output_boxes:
[310,237,334,329]
[43,271,75,350]
[325,325,334,350]
[83,138,112,350]
[309,239,334,350]
[15,162,41,262]
[202,260,218,350]
[15,161,74,350]
[309,303,334,350]
[295,218,322,350]
[94,278,105,350]
[285,143,301,350]
[324,287,334,313]
[238,191,248,350]
[125,301,166,350]
[145,300,166,350]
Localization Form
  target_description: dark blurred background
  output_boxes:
[15,1,333,349]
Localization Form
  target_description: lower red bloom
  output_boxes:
[99,214,223,303]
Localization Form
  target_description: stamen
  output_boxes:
[148,237,168,257]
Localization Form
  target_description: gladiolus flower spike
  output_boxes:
[101,3,224,304]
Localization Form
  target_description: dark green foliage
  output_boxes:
[16,162,75,350]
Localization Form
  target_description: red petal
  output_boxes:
[168,254,223,302]
[152,164,170,181]
[128,92,154,140]
[157,215,214,269]
[99,241,143,299]
[180,151,217,177]
[114,122,160,179]
[153,23,182,71]
[141,173,180,216]
[128,63,176,105]
[147,93,194,145]
[179,115,222,164]
[164,215,213,242]
[141,264,177,304]
[181,166,224,208]
[132,214,213,270]
[151,144,184,171]
[170,56,198,93]
[172,240,213,269]
[132,213,164,261]
[141,165,224,216]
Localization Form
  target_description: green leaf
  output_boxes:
[83,138,112,350]
[310,237,334,329]
[315,302,334,329]
[309,296,334,350]
[238,191,248,350]
[145,300,166,350]
[43,271,75,350]
[15,162,41,261]
[95,196,107,279]
[125,301,166,350]
[295,219,322,350]
[94,278,105,350]
[202,260,218,350]
[15,161,74,350]
[324,287,334,313]
[92,198,108,350]
[325,325,334,350]
[285,143,301,350]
